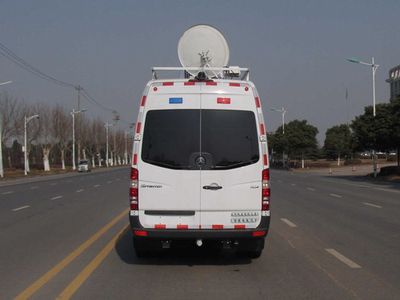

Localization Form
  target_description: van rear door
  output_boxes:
[200,93,263,229]
[138,93,201,229]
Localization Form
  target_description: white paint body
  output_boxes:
[133,79,269,230]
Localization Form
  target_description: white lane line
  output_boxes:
[325,248,361,269]
[329,193,343,198]
[363,202,382,208]
[94,184,101,188]
[76,189,84,193]
[51,195,63,200]
[30,186,38,190]
[291,183,296,186]
[374,187,400,194]
[50,182,57,186]
[2,191,14,195]
[12,205,30,212]
[307,187,316,191]
[107,181,113,184]
[115,178,120,181]
[280,218,297,228]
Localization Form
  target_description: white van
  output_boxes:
[129,68,271,258]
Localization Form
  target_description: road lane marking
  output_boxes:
[373,187,400,194]
[14,208,129,300]
[107,180,113,184]
[115,178,120,181]
[291,183,296,186]
[280,218,297,228]
[307,187,316,191]
[329,193,342,198]
[325,248,361,269]
[363,202,382,208]
[30,186,38,190]
[2,191,14,195]
[76,189,84,193]
[12,205,30,212]
[51,196,63,200]
[93,184,101,188]
[56,225,128,300]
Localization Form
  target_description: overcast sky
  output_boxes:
[1,0,399,143]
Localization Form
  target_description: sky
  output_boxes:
[1,0,399,144]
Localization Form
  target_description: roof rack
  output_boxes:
[151,67,250,81]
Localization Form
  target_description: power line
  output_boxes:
[0,42,76,89]
[0,41,123,117]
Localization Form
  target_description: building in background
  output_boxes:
[387,64,400,101]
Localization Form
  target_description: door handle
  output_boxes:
[203,183,222,190]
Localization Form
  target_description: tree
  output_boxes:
[270,120,319,167]
[53,105,71,170]
[323,124,353,166]
[36,103,57,171]
[351,103,394,153]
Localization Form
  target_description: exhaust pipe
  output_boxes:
[196,239,203,247]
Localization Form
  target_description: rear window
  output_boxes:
[141,109,259,170]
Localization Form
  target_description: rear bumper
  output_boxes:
[129,215,270,239]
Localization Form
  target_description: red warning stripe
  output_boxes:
[140,95,147,106]
[234,224,246,229]
[154,224,166,229]
[177,224,188,230]
[212,224,224,229]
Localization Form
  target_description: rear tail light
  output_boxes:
[262,169,270,211]
[130,167,139,211]
[252,230,267,237]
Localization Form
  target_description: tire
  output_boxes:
[237,238,265,259]
[133,238,156,258]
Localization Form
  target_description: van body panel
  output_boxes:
[134,79,268,232]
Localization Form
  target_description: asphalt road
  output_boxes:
[0,168,399,299]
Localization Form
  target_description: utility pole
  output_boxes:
[112,111,120,166]
[75,85,83,162]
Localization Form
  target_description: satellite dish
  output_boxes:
[178,24,230,78]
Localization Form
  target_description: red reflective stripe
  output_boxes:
[133,154,137,165]
[177,224,188,229]
[154,224,166,229]
[133,230,148,237]
[229,82,240,87]
[217,97,231,104]
[184,81,195,86]
[206,81,217,86]
[260,124,265,135]
[212,224,224,229]
[162,82,174,86]
[140,96,147,106]
[255,97,261,108]
[135,122,141,134]
[234,224,246,229]
[252,230,266,237]
[263,154,268,166]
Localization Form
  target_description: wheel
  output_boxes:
[236,238,265,259]
[133,238,157,258]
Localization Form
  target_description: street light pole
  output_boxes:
[346,57,379,177]
[271,107,287,167]
[0,80,12,178]
[71,109,86,170]
[104,122,113,167]
[24,114,39,176]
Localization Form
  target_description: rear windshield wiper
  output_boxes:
[211,159,258,170]
[144,159,188,170]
